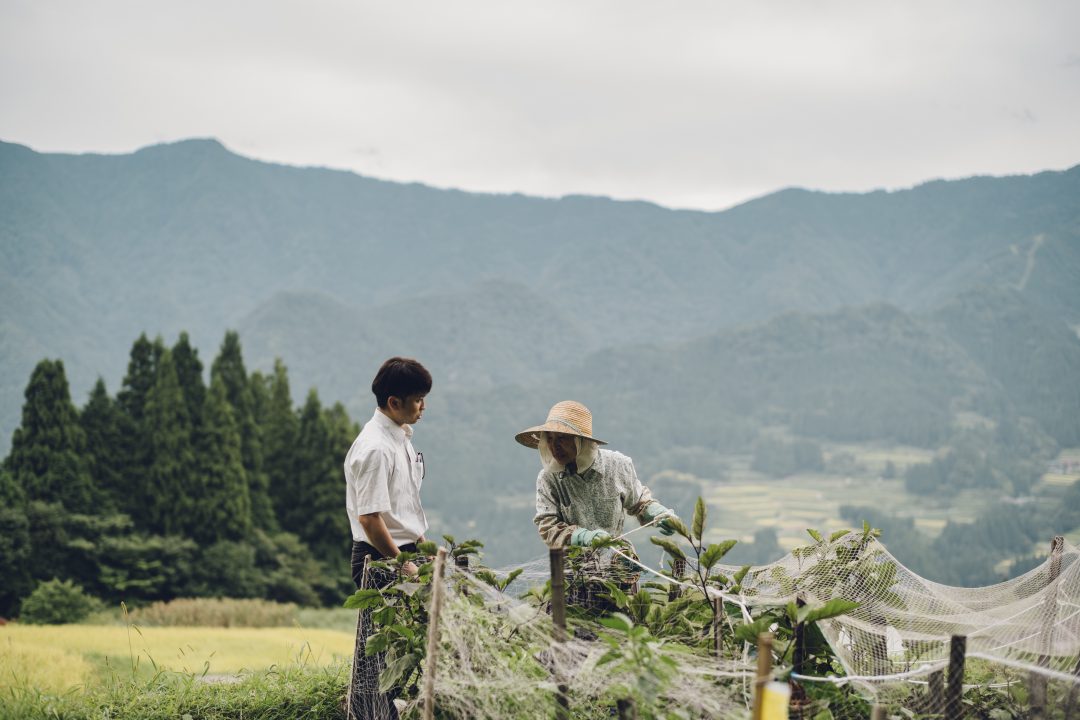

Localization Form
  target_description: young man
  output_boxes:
[344,356,432,720]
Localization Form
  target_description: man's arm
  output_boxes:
[358,512,418,576]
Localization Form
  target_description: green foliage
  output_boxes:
[0,662,350,719]
[124,597,299,627]
[211,331,276,532]
[4,359,97,508]
[195,377,253,543]
[79,379,126,513]
[19,578,103,625]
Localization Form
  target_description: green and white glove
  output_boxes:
[643,501,679,536]
[570,528,611,547]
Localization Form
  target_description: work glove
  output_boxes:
[570,528,611,547]
[643,501,679,536]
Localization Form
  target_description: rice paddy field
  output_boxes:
[0,623,356,695]
[696,445,1080,551]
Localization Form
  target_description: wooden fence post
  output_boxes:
[751,632,774,720]
[946,635,966,720]
[713,597,724,659]
[928,669,945,717]
[421,548,449,720]
[870,704,886,720]
[550,547,570,720]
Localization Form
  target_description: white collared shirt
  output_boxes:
[344,409,428,545]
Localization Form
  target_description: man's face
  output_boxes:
[547,432,578,466]
[388,393,426,425]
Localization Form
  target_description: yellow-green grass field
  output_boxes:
[0,623,355,694]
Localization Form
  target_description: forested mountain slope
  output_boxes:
[2,138,1078,450]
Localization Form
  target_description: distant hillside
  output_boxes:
[3,138,1079,449]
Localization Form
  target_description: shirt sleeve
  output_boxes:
[349,447,394,516]
[619,455,655,518]
[534,470,577,548]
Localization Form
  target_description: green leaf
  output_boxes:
[442,534,456,545]
[668,515,691,540]
[692,497,706,542]
[343,588,382,610]
[700,540,738,570]
[365,633,391,655]
[828,529,851,543]
[395,582,423,597]
[499,568,523,591]
[806,528,823,543]
[600,580,629,610]
[802,599,860,624]
[378,652,420,693]
[734,615,774,644]
[733,565,751,585]
[649,536,687,561]
[598,613,633,632]
[417,541,438,556]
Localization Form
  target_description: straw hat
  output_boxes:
[515,400,607,449]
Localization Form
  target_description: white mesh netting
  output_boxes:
[349,529,1080,719]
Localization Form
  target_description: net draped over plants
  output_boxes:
[349,530,1080,719]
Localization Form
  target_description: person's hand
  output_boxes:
[401,561,419,577]
[643,502,679,536]
[570,528,611,547]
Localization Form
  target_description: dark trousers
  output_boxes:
[348,541,418,720]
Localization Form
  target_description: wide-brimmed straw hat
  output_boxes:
[515,400,607,449]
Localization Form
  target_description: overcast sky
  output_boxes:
[2,0,1078,210]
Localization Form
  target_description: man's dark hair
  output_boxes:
[371,357,432,408]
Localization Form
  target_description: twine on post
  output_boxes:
[422,548,449,720]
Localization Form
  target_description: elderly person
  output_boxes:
[516,400,680,548]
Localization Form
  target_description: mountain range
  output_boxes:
[2,138,1079,561]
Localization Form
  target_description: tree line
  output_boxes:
[0,332,359,617]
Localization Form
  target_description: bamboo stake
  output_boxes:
[421,548,449,720]
[870,704,886,720]
[550,547,570,720]
[751,632,774,720]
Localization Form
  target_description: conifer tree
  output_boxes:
[195,377,253,543]
[0,469,30,616]
[210,332,276,531]
[115,335,166,518]
[260,360,300,522]
[118,334,164,424]
[144,350,197,536]
[80,379,126,514]
[4,360,97,508]
[287,390,352,562]
[172,332,206,433]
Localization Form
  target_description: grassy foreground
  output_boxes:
[1,621,356,719]
[0,624,355,693]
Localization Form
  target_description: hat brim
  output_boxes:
[514,421,607,449]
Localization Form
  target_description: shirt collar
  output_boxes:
[558,450,602,480]
[370,408,413,441]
